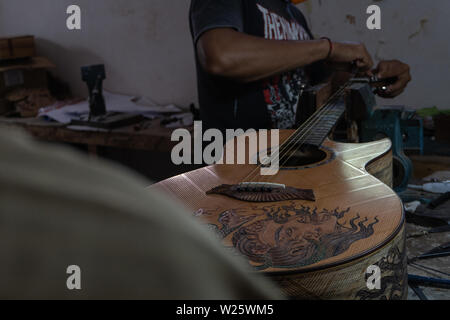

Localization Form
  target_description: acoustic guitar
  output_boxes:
[150,80,407,300]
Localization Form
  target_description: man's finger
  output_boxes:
[357,59,373,72]
[387,73,411,93]
[388,88,405,98]
[376,61,409,78]
[365,69,374,77]
[375,88,393,98]
[376,65,395,79]
[375,64,388,79]
[377,88,404,98]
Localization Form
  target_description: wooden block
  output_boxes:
[0,58,54,93]
[0,36,35,60]
[0,56,55,73]
[0,38,11,59]
[11,36,35,58]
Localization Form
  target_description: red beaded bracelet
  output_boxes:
[321,37,333,60]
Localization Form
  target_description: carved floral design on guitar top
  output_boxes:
[196,202,379,270]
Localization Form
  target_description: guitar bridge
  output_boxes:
[206,182,315,202]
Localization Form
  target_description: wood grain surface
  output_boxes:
[149,130,406,299]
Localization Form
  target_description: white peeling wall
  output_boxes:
[0,0,448,110]
[298,0,450,110]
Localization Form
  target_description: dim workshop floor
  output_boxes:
[407,223,450,300]
[406,155,450,300]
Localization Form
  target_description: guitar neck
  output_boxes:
[289,96,346,149]
[304,97,346,146]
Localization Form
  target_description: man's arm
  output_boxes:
[197,28,374,83]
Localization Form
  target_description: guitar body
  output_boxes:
[150,130,407,300]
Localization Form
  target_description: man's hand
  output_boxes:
[373,60,411,98]
[329,42,374,72]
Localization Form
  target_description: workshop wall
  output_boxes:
[297,0,449,110]
[0,0,197,108]
[0,0,448,110]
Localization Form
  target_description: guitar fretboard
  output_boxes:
[288,97,346,148]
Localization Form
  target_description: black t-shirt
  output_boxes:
[190,0,314,132]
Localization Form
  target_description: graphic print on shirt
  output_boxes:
[257,4,310,129]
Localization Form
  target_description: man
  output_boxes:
[189,0,411,132]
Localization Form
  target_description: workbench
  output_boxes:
[0,116,188,152]
[0,116,197,181]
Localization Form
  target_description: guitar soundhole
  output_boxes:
[280,144,329,168]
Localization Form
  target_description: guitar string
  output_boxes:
[256,96,343,184]
[267,81,351,179]
[238,98,337,183]
[240,83,347,183]
[267,78,354,168]
[241,80,352,183]
[276,78,353,163]
[277,91,346,169]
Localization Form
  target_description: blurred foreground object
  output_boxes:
[0,128,280,300]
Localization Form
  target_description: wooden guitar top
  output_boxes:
[150,130,404,274]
